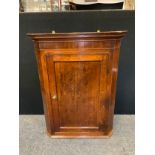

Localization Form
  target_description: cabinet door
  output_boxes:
[46,54,111,137]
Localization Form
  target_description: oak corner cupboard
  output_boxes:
[28,31,127,138]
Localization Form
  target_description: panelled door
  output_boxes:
[46,53,111,136]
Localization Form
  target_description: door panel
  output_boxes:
[55,61,100,127]
[46,54,109,133]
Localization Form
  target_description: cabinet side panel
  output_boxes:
[35,48,55,135]
[108,40,121,130]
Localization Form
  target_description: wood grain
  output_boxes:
[28,31,127,138]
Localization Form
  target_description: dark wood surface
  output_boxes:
[28,31,127,138]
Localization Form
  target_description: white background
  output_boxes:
[135,0,155,154]
[0,0,155,154]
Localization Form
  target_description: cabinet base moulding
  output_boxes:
[46,130,113,139]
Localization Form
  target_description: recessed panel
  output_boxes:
[55,61,101,127]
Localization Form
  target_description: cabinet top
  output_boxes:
[27,31,127,41]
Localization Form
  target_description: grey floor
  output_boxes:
[19,115,135,155]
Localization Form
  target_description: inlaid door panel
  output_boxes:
[46,54,110,133]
